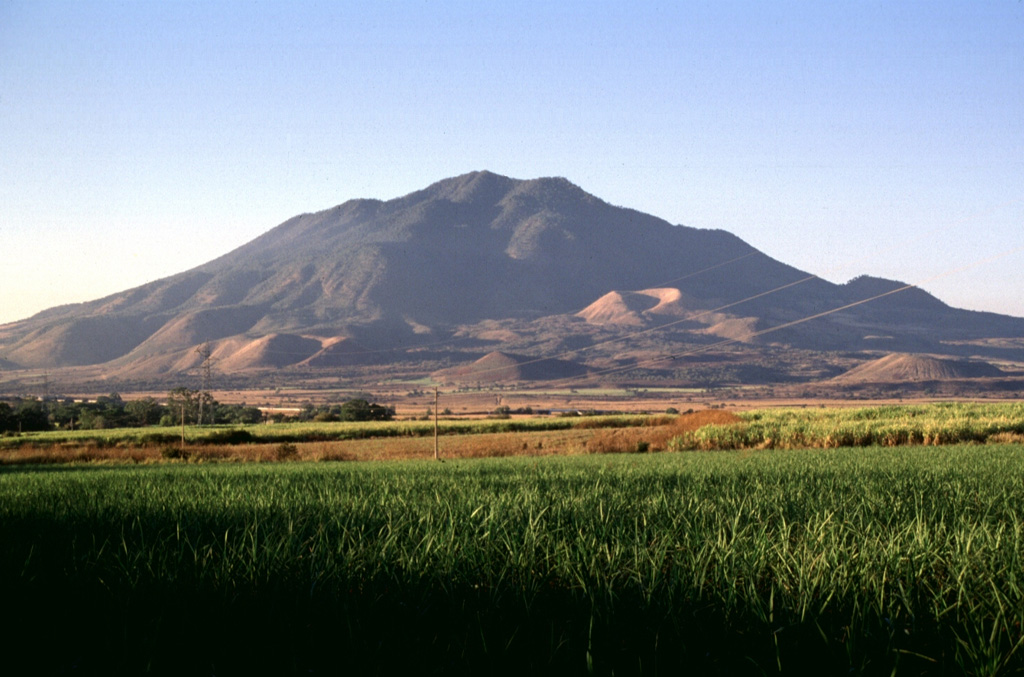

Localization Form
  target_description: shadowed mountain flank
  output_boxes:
[2,170,1023,382]
[5,315,167,367]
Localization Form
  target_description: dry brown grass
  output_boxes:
[582,410,744,455]
[0,410,745,465]
[642,410,744,450]
[987,432,1024,445]
[0,445,163,465]
[0,430,595,465]
[584,427,652,454]
[301,429,597,461]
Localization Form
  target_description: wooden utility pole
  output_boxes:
[195,342,212,426]
[180,403,186,451]
[433,386,439,461]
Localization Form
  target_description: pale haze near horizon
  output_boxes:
[1,1,1021,326]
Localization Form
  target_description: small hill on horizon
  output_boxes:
[577,288,697,326]
[213,334,324,371]
[834,353,1004,383]
[433,351,589,384]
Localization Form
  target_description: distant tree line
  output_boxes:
[295,399,395,423]
[0,392,394,434]
[0,390,262,433]
[160,388,264,426]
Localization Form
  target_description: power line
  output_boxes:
[185,252,763,363]
[137,200,1024,394]
[549,243,1024,388]
[427,201,1024,387]
[437,273,821,385]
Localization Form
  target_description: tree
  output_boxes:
[47,399,80,429]
[297,402,317,421]
[14,398,50,432]
[212,403,263,425]
[125,397,163,427]
[339,398,394,422]
[0,402,13,432]
[95,392,123,407]
[92,392,130,428]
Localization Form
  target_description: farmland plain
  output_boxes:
[2,401,1022,463]
[2,431,1023,674]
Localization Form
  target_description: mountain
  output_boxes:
[2,170,1023,387]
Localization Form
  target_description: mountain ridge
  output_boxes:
[2,170,1022,386]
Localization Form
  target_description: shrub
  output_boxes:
[139,432,178,446]
[203,429,254,445]
[586,428,648,455]
[276,443,299,461]
[160,446,189,460]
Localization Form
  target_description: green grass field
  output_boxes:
[2,444,1022,675]
[672,401,1024,450]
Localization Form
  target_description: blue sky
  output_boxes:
[2,0,1022,325]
